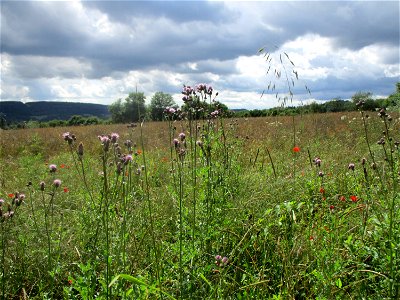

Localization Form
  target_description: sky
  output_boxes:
[1,0,399,109]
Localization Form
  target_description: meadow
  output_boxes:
[0,105,399,299]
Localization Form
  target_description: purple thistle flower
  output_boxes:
[40,181,45,191]
[0,199,4,206]
[110,133,119,143]
[173,138,180,148]
[53,179,62,188]
[124,155,133,165]
[221,257,228,266]
[206,85,213,95]
[348,163,355,171]
[99,135,110,152]
[49,164,57,173]
[196,140,203,147]
[318,171,324,177]
[179,132,186,141]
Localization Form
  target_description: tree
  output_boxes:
[109,92,146,123]
[124,92,146,122]
[149,92,176,121]
[109,99,125,123]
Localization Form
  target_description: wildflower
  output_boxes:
[62,132,76,144]
[350,195,358,202]
[110,133,119,144]
[361,158,366,165]
[173,138,180,148]
[221,257,228,266]
[60,164,66,169]
[329,205,335,211]
[206,85,213,95]
[182,85,194,96]
[63,187,69,193]
[124,155,133,165]
[40,181,45,191]
[179,132,186,141]
[124,140,133,149]
[314,157,321,167]
[339,195,346,202]
[215,255,228,267]
[348,163,355,171]
[0,199,4,206]
[196,140,203,147]
[8,193,14,198]
[136,149,142,155]
[293,146,300,153]
[210,110,219,118]
[53,179,62,188]
[319,187,325,194]
[18,193,25,201]
[318,171,324,177]
[98,135,110,152]
[77,142,84,157]
[309,236,314,241]
[49,164,57,173]
[377,137,385,145]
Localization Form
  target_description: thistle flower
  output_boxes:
[40,181,45,191]
[124,140,133,150]
[99,135,110,152]
[348,163,355,171]
[318,171,324,177]
[77,142,84,157]
[110,133,119,144]
[173,138,180,148]
[210,110,219,118]
[62,132,76,144]
[0,199,4,206]
[314,157,322,167]
[53,179,62,188]
[196,140,203,147]
[49,164,57,173]
[124,154,133,165]
[179,132,186,141]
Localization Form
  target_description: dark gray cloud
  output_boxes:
[82,0,228,23]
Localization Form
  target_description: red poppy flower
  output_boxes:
[60,164,65,168]
[330,205,335,210]
[350,195,358,202]
[68,279,73,285]
[339,195,346,202]
[293,146,300,153]
[8,193,14,198]
[136,150,142,155]
[319,187,325,194]
[63,187,69,193]
[309,236,314,240]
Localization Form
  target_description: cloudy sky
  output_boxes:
[1,0,399,109]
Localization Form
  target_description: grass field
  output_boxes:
[0,110,399,299]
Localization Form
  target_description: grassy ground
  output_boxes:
[0,111,399,299]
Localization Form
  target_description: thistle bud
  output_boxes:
[77,142,84,157]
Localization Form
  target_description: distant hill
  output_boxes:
[0,101,110,122]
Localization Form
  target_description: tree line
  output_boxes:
[1,83,398,129]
